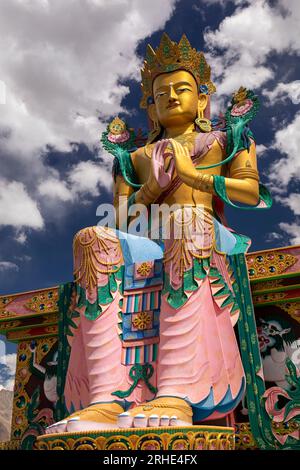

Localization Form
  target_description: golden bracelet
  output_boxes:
[192,172,204,190]
[138,181,157,205]
[193,173,214,192]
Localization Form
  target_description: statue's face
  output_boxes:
[153,70,198,128]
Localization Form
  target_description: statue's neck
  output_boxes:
[163,122,195,139]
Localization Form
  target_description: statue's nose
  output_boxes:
[168,86,178,102]
[168,96,177,103]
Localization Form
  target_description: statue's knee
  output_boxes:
[73,226,120,248]
[73,226,94,246]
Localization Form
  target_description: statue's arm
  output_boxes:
[224,142,259,206]
[171,139,259,206]
[113,174,134,230]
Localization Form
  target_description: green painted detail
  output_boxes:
[163,258,207,308]
[230,253,290,450]
[214,176,272,211]
[0,311,59,326]
[134,295,139,313]
[112,363,157,399]
[8,332,59,344]
[251,271,300,284]
[101,129,141,189]
[153,343,158,361]
[76,268,122,321]
[163,253,240,313]
[254,297,300,308]
[56,282,76,420]
[135,346,141,364]
[150,291,155,310]
[252,284,300,295]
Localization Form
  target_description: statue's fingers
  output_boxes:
[166,159,175,178]
[184,145,190,158]
[153,140,167,163]
[170,139,184,156]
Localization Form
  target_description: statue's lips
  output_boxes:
[166,103,180,109]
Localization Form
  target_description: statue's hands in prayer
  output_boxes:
[168,139,197,187]
[168,139,214,192]
[147,139,175,193]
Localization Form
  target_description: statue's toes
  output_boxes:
[148,414,159,427]
[44,425,53,434]
[133,414,147,428]
[118,411,180,428]
[159,415,170,426]
[66,416,80,432]
[118,411,133,428]
[170,415,178,426]
[45,420,67,434]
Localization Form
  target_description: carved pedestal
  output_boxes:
[36,425,235,451]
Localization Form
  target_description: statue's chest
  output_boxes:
[135,131,226,182]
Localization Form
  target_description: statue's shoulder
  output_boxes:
[130,145,146,161]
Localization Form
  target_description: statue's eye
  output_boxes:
[156,92,167,98]
[177,87,190,93]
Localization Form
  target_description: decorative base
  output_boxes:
[35,425,235,451]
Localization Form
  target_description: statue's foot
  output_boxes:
[45,402,125,434]
[45,420,68,434]
[117,397,193,428]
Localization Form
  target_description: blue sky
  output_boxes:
[0,0,299,376]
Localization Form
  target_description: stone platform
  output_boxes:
[35,425,235,451]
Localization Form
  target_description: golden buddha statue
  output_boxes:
[45,33,270,434]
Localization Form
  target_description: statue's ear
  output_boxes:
[147,103,158,124]
[198,93,208,111]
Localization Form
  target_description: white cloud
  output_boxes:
[0,0,177,157]
[37,160,113,204]
[0,80,5,104]
[14,255,32,262]
[263,81,300,105]
[38,177,73,202]
[265,231,283,243]
[68,160,112,197]
[0,262,19,272]
[202,0,300,246]
[0,0,177,231]
[14,231,27,244]
[0,352,16,391]
[268,112,300,189]
[256,144,268,157]
[279,222,300,245]
[0,179,44,229]
[205,0,300,96]
[276,193,300,216]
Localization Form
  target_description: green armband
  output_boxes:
[213,175,272,210]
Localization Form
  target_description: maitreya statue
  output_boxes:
[46,33,271,434]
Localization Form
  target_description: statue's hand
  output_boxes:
[168,139,196,186]
[147,139,175,192]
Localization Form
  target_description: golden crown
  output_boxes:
[140,33,216,109]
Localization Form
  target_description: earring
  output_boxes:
[195,103,212,133]
[147,116,162,143]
